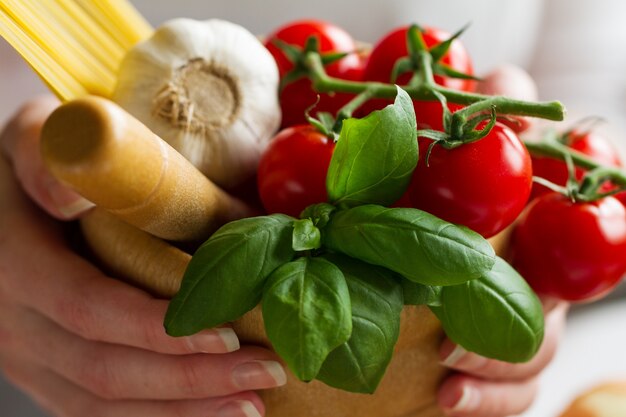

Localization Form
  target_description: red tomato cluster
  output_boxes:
[260,19,485,221]
[258,19,626,303]
[530,129,622,200]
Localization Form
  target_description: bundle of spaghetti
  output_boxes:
[0,0,152,100]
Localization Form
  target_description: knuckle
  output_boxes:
[177,358,207,397]
[140,316,171,352]
[77,351,122,400]
[55,296,96,340]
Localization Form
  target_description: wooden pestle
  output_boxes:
[81,208,189,298]
[41,96,253,242]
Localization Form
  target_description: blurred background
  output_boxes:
[2,0,626,416]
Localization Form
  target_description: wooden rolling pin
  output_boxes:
[41,96,253,242]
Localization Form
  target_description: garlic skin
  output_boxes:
[113,18,281,188]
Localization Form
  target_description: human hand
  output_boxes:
[437,301,568,417]
[0,97,286,417]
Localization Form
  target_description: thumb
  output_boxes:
[1,96,94,220]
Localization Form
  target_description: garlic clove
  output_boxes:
[113,18,281,188]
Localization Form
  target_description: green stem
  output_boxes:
[524,140,626,198]
[336,88,378,120]
[303,52,565,122]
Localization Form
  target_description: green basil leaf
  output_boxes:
[292,218,321,251]
[430,257,545,363]
[323,205,495,286]
[317,254,403,393]
[164,215,295,336]
[263,257,352,381]
[402,280,442,306]
[326,87,418,208]
[300,202,337,228]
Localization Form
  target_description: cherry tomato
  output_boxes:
[258,125,335,217]
[357,26,474,118]
[265,20,363,128]
[531,129,622,200]
[510,193,626,302]
[406,123,532,238]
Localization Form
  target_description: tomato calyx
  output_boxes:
[273,36,351,92]
[413,91,500,165]
[391,24,480,87]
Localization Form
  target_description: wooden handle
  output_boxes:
[42,96,253,242]
[81,208,190,298]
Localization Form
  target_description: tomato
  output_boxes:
[265,20,363,128]
[357,26,473,118]
[531,129,622,200]
[364,26,474,90]
[258,125,335,217]
[406,123,532,238]
[510,193,626,302]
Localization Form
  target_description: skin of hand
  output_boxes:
[0,97,287,417]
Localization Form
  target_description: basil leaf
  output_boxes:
[323,205,495,286]
[430,257,545,363]
[317,254,403,393]
[263,257,352,381]
[164,215,295,336]
[292,218,321,251]
[402,280,442,306]
[326,87,418,208]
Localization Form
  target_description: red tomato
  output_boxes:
[531,129,622,200]
[358,26,474,118]
[406,123,532,238]
[258,125,335,217]
[265,20,363,128]
[510,193,626,302]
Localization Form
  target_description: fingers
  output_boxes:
[436,302,568,416]
[0,165,238,356]
[4,306,285,401]
[439,301,568,381]
[438,373,538,417]
[2,358,266,417]
[0,96,93,220]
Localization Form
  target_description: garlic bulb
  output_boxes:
[113,18,281,188]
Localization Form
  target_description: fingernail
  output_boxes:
[46,179,94,218]
[441,385,481,413]
[441,343,468,367]
[217,400,262,417]
[440,342,489,370]
[232,360,287,390]
[187,328,240,353]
